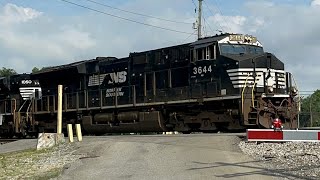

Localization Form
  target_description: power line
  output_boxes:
[59,0,196,35]
[181,30,197,44]
[191,0,197,27]
[191,0,216,37]
[191,0,197,9]
[85,0,192,25]
[209,0,232,32]
[202,16,209,35]
[203,0,225,33]
[202,4,223,36]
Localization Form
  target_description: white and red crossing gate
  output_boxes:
[247,129,320,142]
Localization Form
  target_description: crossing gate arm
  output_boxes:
[246,129,320,142]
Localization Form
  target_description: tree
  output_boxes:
[32,67,40,73]
[0,67,17,77]
[32,67,44,73]
[299,90,320,127]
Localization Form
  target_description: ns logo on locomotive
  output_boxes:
[0,33,299,137]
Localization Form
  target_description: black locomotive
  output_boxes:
[0,33,299,136]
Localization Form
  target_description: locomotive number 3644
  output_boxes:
[193,65,212,75]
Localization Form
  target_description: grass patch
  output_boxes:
[32,167,63,180]
[0,144,80,180]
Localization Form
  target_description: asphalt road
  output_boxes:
[55,134,280,180]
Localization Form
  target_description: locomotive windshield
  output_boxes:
[219,44,264,55]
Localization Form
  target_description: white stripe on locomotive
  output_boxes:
[227,68,286,88]
[19,87,42,100]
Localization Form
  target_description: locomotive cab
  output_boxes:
[218,35,263,56]
[215,34,298,129]
[189,33,298,130]
[191,41,218,61]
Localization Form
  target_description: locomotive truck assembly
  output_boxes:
[0,33,299,137]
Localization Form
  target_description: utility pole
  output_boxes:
[197,0,203,39]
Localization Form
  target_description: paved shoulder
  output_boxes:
[0,139,37,154]
[56,134,279,180]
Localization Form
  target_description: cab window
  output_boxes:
[194,44,217,61]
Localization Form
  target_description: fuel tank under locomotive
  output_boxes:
[82,111,167,134]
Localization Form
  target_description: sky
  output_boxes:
[0,0,320,93]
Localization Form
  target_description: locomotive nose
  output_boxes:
[237,52,285,75]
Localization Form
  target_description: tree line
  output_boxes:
[299,90,320,127]
[0,67,43,77]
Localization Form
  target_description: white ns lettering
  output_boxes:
[108,71,127,84]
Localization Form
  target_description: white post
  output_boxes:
[57,85,63,134]
[67,124,74,143]
[76,124,82,142]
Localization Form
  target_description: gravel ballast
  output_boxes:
[239,141,320,180]
[0,143,85,180]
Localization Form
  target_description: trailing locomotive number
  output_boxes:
[193,65,212,75]
[21,80,32,85]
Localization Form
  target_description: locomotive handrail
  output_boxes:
[291,75,300,110]
[241,73,251,113]
[18,99,28,112]
[292,74,301,128]
[251,80,257,107]
[26,98,33,124]
[11,98,16,114]
[11,98,17,130]
[27,99,32,113]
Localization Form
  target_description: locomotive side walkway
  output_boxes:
[53,134,281,180]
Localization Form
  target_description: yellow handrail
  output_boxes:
[241,73,251,113]
[291,74,300,128]
[251,81,257,107]
[11,98,16,131]
[26,98,33,124]
[291,75,300,112]
[11,98,16,113]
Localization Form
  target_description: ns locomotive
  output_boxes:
[0,33,299,136]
